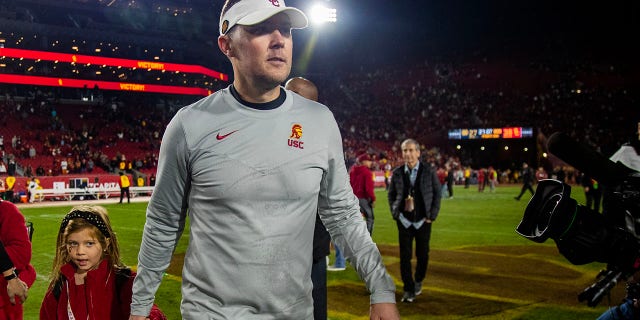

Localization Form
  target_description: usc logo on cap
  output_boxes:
[268,0,281,7]
[221,20,229,34]
[288,124,304,149]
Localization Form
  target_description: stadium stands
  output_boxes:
[0,0,638,200]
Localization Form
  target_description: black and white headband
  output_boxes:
[60,210,110,238]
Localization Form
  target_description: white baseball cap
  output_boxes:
[220,0,308,35]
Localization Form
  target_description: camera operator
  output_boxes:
[609,122,640,172]
[516,129,640,319]
[597,277,640,320]
[598,123,640,320]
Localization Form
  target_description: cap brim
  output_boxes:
[237,7,308,29]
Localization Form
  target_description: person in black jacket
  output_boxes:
[387,139,442,303]
[514,162,535,200]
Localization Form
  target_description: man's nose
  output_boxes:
[269,30,286,47]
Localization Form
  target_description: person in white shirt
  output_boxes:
[27,178,37,203]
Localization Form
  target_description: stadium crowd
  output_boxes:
[0,0,637,191]
[1,49,636,189]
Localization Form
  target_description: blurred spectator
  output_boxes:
[535,167,548,181]
[514,163,535,201]
[6,159,16,177]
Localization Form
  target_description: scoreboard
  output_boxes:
[448,127,533,140]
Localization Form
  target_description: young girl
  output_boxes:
[39,205,165,320]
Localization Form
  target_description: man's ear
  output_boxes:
[218,35,233,57]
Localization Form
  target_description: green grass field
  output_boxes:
[20,184,616,319]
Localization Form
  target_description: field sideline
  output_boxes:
[19,184,620,319]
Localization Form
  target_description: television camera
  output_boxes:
[516,132,640,307]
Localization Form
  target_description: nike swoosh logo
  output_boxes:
[216,130,238,140]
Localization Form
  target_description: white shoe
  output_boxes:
[415,281,423,295]
[327,265,346,271]
[401,291,415,303]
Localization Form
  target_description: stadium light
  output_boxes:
[309,4,337,24]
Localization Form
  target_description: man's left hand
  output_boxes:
[370,303,400,319]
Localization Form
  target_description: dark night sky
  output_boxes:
[158,0,638,75]
[281,0,638,72]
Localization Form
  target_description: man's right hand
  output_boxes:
[370,303,400,319]
[6,278,28,304]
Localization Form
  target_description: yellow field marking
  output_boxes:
[163,273,183,282]
[131,265,183,282]
[427,285,535,305]
[434,246,603,284]
[328,311,369,320]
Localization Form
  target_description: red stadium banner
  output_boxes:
[10,174,124,192]
[0,73,212,96]
[0,47,229,81]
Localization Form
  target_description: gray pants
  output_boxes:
[359,198,374,235]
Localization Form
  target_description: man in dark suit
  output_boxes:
[388,139,442,303]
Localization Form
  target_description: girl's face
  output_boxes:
[66,228,105,274]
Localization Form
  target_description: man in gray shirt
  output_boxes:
[129,0,399,319]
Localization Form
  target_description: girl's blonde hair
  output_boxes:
[48,205,127,289]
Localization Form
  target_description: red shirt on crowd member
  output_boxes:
[535,167,548,181]
[349,154,376,202]
[436,167,447,185]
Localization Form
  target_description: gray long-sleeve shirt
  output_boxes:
[131,86,395,319]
